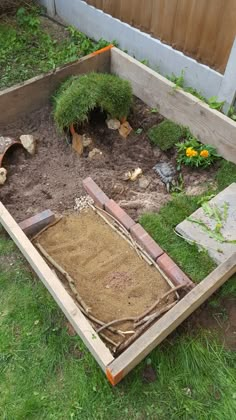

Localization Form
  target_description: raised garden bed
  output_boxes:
[0,46,236,385]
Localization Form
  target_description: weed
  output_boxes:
[53,73,133,130]
[148,120,185,151]
[227,105,236,121]
[208,96,225,111]
[0,7,114,89]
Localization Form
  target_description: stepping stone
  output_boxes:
[176,183,236,265]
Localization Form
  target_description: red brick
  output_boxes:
[19,209,55,237]
[105,199,136,231]
[130,223,163,259]
[82,177,110,208]
[157,253,194,290]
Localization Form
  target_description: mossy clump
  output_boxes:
[148,120,185,151]
[53,72,133,131]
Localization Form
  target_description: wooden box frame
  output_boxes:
[0,46,236,385]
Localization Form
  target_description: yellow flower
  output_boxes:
[200,149,209,158]
[186,147,198,157]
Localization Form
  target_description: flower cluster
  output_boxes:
[176,137,220,168]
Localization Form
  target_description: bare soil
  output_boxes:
[0,98,218,222]
[37,209,175,348]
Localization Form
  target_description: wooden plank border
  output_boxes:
[107,253,236,385]
[0,50,110,125]
[111,48,236,164]
[0,202,114,370]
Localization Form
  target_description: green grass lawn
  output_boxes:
[1,160,236,419]
[0,6,111,90]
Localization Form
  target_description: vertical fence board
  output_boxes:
[85,0,236,72]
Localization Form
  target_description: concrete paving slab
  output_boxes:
[176,183,236,264]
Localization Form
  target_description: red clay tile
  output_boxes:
[130,223,163,259]
[105,199,136,231]
[19,209,55,237]
[157,253,194,290]
[82,177,110,208]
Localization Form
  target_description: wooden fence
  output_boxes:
[85,0,236,73]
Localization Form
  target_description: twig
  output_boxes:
[135,285,183,323]
[135,301,177,327]
[80,308,125,338]
[96,317,136,334]
[116,302,177,354]
[92,204,143,259]
[99,332,118,348]
[31,216,63,242]
[35,242,90,313]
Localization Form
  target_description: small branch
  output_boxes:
[116,302,177,354]
[35,242,90,313]
[31,216,63,242]
[96,317,136,334]
[135,301,177,327]
[134,285,183,323]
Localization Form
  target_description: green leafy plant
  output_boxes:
[227,106,236,121]
[53,73,133,130]
[167,70,185,88]
[188,200,236,244]
[148,120,185,151]
[208,96,225,111]
[176,137,220,169]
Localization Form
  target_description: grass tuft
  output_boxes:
[147,120,185,151]
[53,73,133,131]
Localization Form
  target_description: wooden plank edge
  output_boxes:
[0,49,111,125]
[110,48,236,164]
[0,202,114,370]
[107,253,236,385]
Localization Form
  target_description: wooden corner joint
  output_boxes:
[106,367,124,386]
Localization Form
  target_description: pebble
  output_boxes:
[74,195,94,212]
[138,176,151,189]
[88,148,103,159]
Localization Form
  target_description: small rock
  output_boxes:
[119,121,133,138]
[88,148,103,159]
[0,167,7,185]
[124,167,143,181]
[138,176,150,189]
[82,134,93,148]
[142,365,157,383]
[106,118,121,130]
[20,134,36,155]
[152,147,162,159]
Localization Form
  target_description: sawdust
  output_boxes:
[37,209,174,344]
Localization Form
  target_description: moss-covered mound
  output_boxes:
[148,120,185,151]
[53,72,133,131]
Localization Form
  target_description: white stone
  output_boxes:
[0,167,7,185]
[20,135,36,155]
[106,119,121,130]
